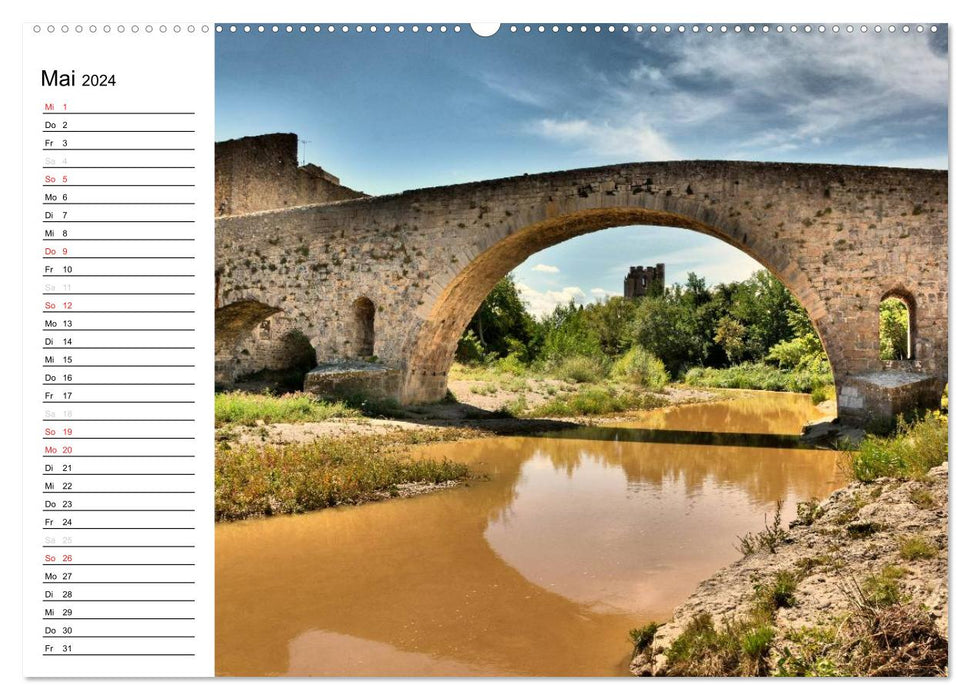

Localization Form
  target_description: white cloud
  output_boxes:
[531,263,560,273]
[521,32,946,165]
[530,114,679,161]
[481,73,549,108]
[515,282,587,318]
[590,288,620,298]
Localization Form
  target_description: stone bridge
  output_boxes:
[215,159,948,426]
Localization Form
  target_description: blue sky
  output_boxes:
[216,25,948,316]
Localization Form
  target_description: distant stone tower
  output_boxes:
[624,264,665,299]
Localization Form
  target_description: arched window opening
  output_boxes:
[352,297,376,358]
[880,294,915,361]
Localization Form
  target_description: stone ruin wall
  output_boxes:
[214,132,365,217]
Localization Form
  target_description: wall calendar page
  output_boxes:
[13,3,964,696]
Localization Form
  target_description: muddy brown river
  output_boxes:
[215,392,846,676]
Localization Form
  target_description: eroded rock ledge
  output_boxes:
[631,463,948,677]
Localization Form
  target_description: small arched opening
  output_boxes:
[351,296,376,358]
[879,290,916,361]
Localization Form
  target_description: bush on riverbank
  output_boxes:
[215,391,361,427]
[846,411,948,483]
[215,436,469,520]
[611,347,669,389]
[682,363,832,393]
[527,386,668,418]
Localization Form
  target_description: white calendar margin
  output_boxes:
[20,23,215,678]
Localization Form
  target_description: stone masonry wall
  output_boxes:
[214,161,948,415]
[214,133,365,216]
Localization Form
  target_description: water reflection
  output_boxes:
[215,393,844,677]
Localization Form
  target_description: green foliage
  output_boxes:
[630,287,710,375]
[530,386,667,418]
[664,612,775,677]
[774,627,841,677]
[464,275,537,359]
[754,570,800,613]
[535,301,603,363]
[862,565,907,607]
[494,353,528,376]
[215,435,469,520]
[683,363,832,393]
[610,346,669,389]
[714,316,747,364]
[214,391,361,427]
[463,269,831,392]
[455,329,490,365]
[629,622,660,655]
[584,295,638,357]
[553,355,606,383]
[846,412,948,483]
[898,536,938,561]
[880,297,911,361]
[810,385,832,405]
[767,308,830,374]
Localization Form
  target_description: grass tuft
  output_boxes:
[898,536,938,561]
[215,391,361,427]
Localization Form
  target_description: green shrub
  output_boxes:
[495,353,528,376]
[530,386,666,418]
[682,362,832,393]
[611,346,670,389]
[846,412,948,482]
[810,384,831,405]
[629,622,660,655]
[554,355,606,383]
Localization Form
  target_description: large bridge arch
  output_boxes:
[400,205,833,404]
[215,160,948,425]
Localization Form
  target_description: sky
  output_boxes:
[216,25,949,317]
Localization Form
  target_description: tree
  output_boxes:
[631,286,710,376]
[465,275,536,360]
[880,297,910,360]
[729,270,797,359]
[585,295,638,357]
[714,316,747,364]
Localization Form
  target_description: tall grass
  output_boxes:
[214,391,361,427]
[682,362,833,393]
[846,412,948,483]
[215,436,469,520]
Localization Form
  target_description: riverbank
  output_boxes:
[630,460,949,677]
[213,378,737,520]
